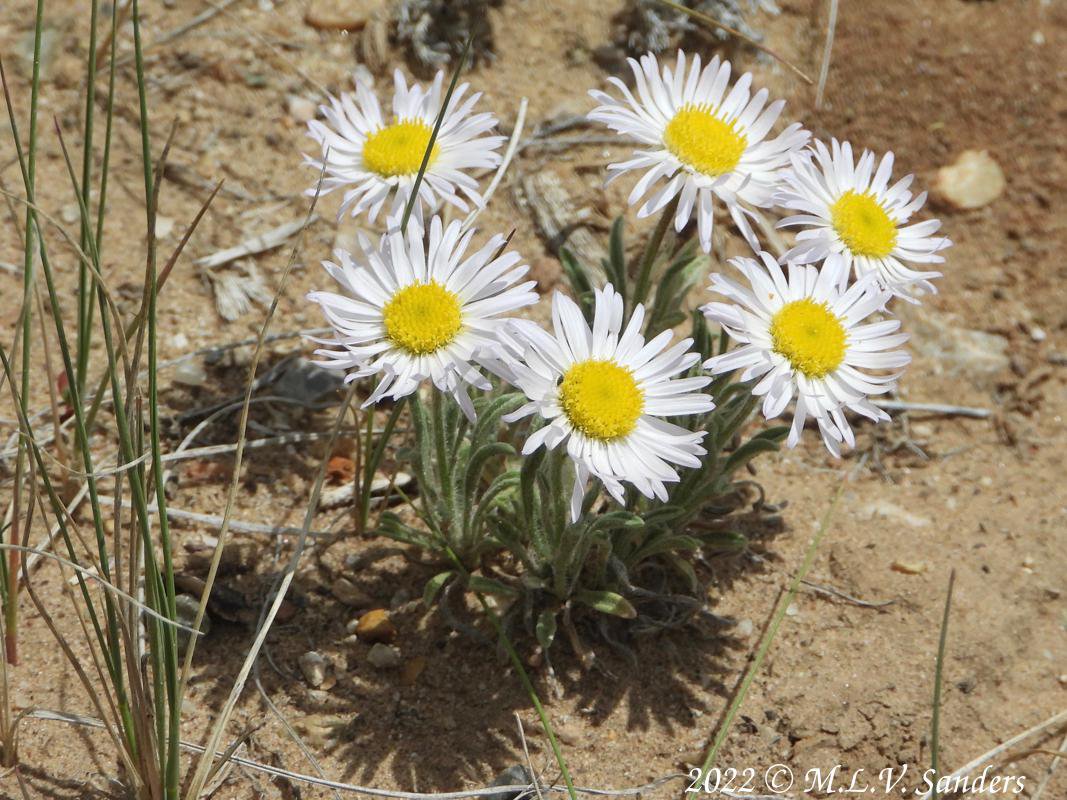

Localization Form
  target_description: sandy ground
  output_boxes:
[0,0,1065,797]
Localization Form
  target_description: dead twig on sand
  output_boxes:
[872,400,992,419]
[194,216,320,270]
[915,709,1067,800]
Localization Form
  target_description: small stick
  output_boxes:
[95,495,334,538]
[1032,731,1067,800]
[194,215,320,270]
[33,710,706,799]
[515,713,546,800]
[915,709,1067,800]
[872,400,992,419]
[800,578,894,609]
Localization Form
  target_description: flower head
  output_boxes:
[588,51,809,252]
[305,69,504,224]
[702,252,909,456]
[500,285,715,521]
[307,216,537,419]
[775,139,951,300]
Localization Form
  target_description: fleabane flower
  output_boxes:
[588,50,809,252]
[500,285,715,521]
[307,216,537,419]
[702,252,909,457]
[775,139,952,300]
[304,69,504,223]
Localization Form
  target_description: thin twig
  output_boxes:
[194,215,320,270]
[27,709,700,798]
[95,495,335,538]
[108,0,243,69]
[915,709,1067,800]
[1032,731,1067,800]
[800,578,894,608]
[872,400,992,419]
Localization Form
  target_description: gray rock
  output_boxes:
[173,359,208,388]
[299,651,328,688]
[366,643,401,670]
[482,765,534,800]
[287,95,317,123]
[175,594,210,652]
[901,307,1009,385]
[273,358,343,404]
[331,577,373,608]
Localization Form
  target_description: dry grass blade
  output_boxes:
[462,97,529,231]
[180,163,329,798]
[0,545,203,635]
[814,0,839,109]
[182,384,357,800]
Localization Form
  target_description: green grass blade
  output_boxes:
[399,35,473,229]
[930,569,956,800]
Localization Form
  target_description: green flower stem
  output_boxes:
[631,193,680,309]
[360,397,406,533]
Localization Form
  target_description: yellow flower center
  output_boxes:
[663,104,748,176]
[362,119,439,178]
[830,190,898,258]
[558,360,644,441]
[769,299,847,379]
[382,282,462,355]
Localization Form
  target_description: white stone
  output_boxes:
[934,150,1006,210]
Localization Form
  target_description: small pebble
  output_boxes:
[355,609,397,644]
[155,215,175,239]
[304,0,371,31]
[299,651,328,688]
[1030,327,1047,342]
[891,560,928,575]
[734,618,754,639]
[934,150,1006,210]
[483,765,534,800]
[367,643,401,669]
[400,656,427,687]
[172,359,207,388]
[785,603,799,617]
[287,95,317,123]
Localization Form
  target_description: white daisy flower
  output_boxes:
[587,50,809,252]
[304,69,505,223]
[702,252,909,457]
[501,284,715,521]
[775,138,952,300]
[307,216,537,420]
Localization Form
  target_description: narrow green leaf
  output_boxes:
[468,574,520,597]
[574,589,637,619]
[536,609,558,652]
[423,571,454,607]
